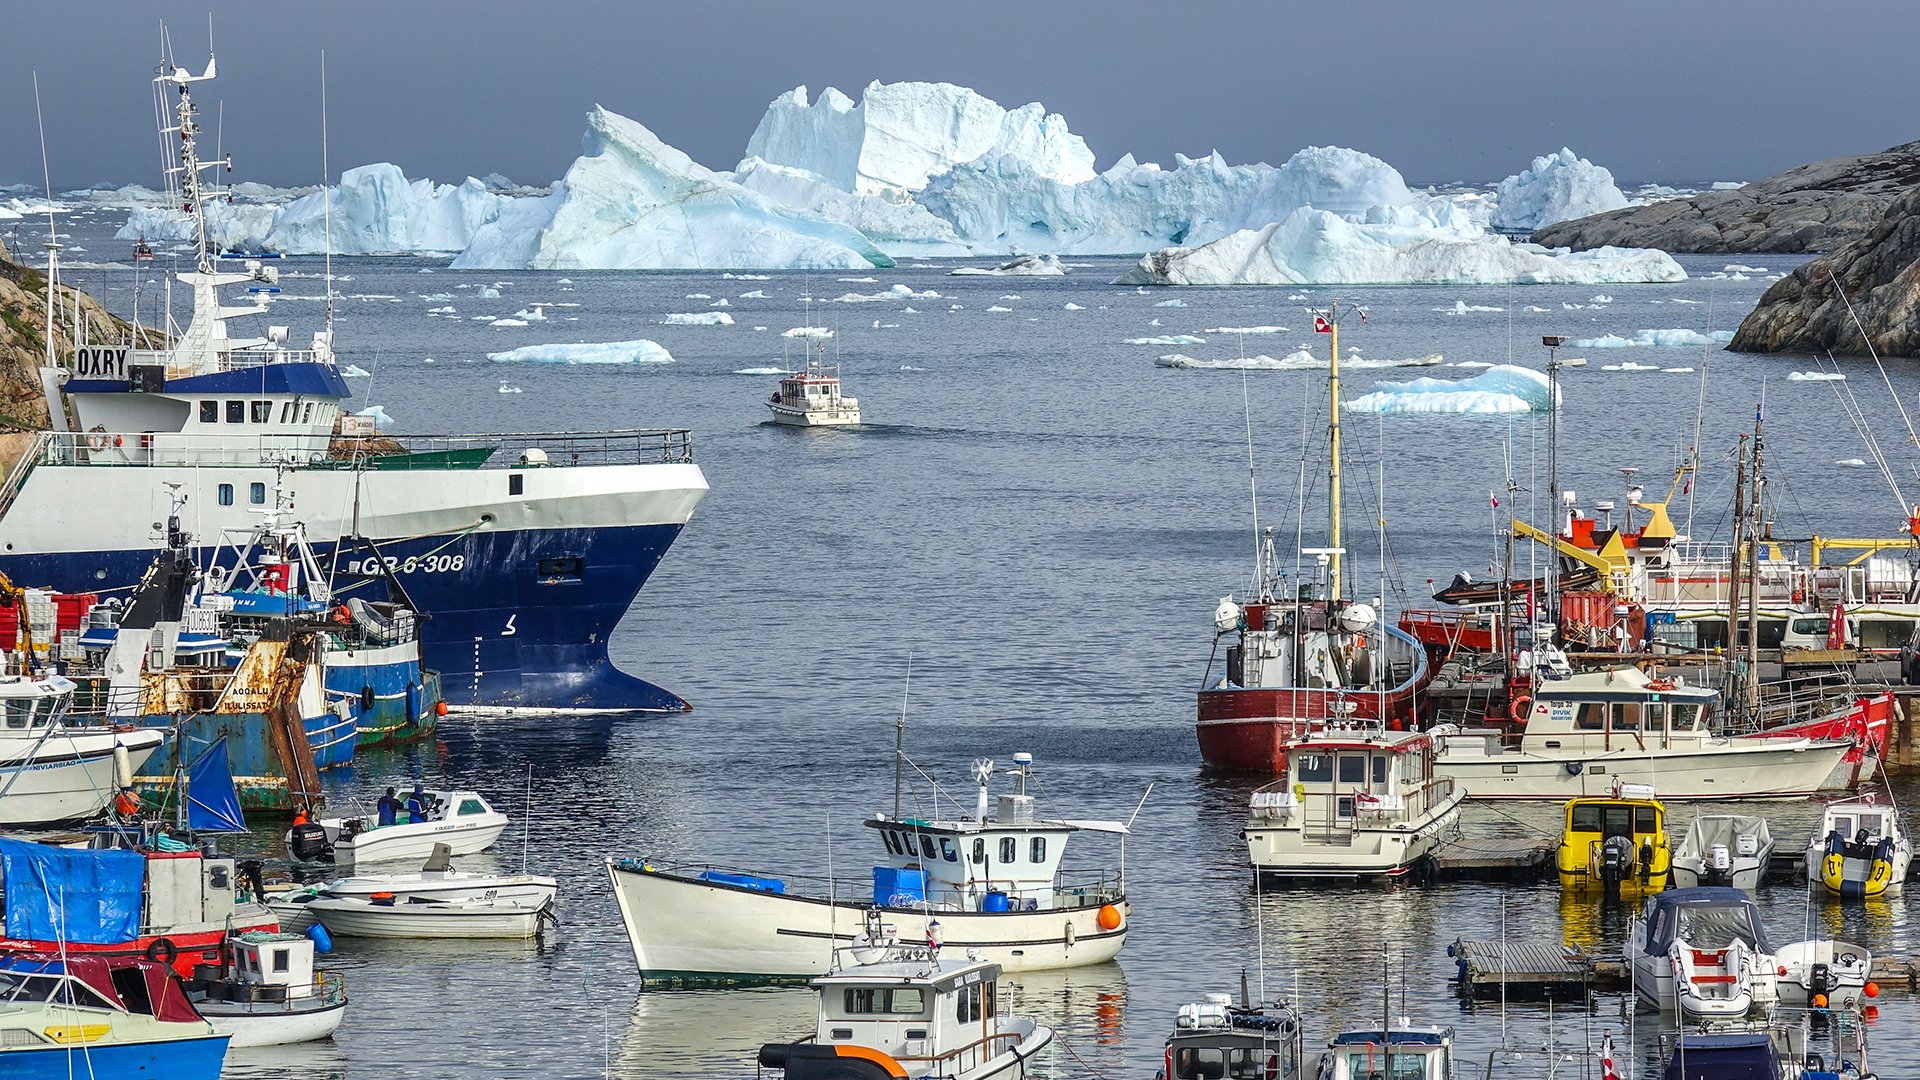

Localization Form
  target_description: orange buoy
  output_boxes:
[434,700,449,717]
[1813,993,1828,1009]
[1865,981,1880,999]
[1096,904,1122,931]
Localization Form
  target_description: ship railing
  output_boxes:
[624,860,1122,909]
[0,430,55,520]
[31,428,696,470]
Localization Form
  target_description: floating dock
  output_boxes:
[1454,937,1917,999]
[1435,837,1555,882]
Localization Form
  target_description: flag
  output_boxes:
[1490,493,1500,509]
[1358,309,1368,323]
[1313,315,1332,334]
[1600,1034,1620,1080]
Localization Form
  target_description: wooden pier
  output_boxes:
[1434,837,1555,882]
[1453,937,1919,999]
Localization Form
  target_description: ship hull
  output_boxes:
[1196,685,1423,775]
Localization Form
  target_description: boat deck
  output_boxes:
[1434,837,1555,882]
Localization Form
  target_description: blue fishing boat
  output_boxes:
[0,955,229,1078]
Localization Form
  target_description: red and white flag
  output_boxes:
[1490,493,1501,509]
[1600,1034,1620,1080]
[1313,315,1332,334]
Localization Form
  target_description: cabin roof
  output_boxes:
[864,814,1124,836]
[813,958,1002,994]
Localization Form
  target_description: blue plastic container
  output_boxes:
[306,922,333,953]
[982,891,1011,913]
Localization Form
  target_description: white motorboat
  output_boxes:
[1430,667,1853,800]
[1163,993,1306,1080]
[186,931,347,1046]
[1245,726,1463,881]
[767,349,861,427]
[1671,813,1776,890]
[286,789,509,866]
[307,893,554,939]
[1316,1021,1455,1080]
[1630,887,1778,1020]
[755,920,1052,1080]
[1806,798,1911,899]
[608,751,1129,983]
[0,673,164,826]
[267,843,557,932]
[1775,939,1874,1010]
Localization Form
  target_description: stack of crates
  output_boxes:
[21,590,54,657]
[52,593,95,662]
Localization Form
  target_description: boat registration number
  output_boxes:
[347,554,467,575]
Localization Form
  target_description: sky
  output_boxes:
[4,1,1918,192]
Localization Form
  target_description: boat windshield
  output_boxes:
[0,972,116,1009]
[1677,907,1761,950]
[1172,1043,1293,1079]
[1337,1049,1434,1080]
[1571,804,1657,838]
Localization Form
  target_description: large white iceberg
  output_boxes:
[116,203,278,251]
[1113,207,1685,286]
[1345,365,1556,414]
[1491,148,1629,231]
[728,156,969,256]
[486,339,674,364]
[742,82,1096,196]
[454,107,891,270]
[1568,329,1735,348]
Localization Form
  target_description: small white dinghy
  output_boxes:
[286,789,509,867]
[1671,813,1775,891]
[1775,939,1874,1010]
[308,893,556,940]
[186,932,347,1047]
[268,843,558,933]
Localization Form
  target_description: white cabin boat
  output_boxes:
[307,893,554,939]
[1671,814,1775,891]
[0,954,229,1077]
[1430,667,1853,800]
[1245,727,1463,881]
[1774,939,1873,1010]
[286,789,508,866]
[1806,799,1910,898]
[608,752,1129,983]
[755,924,1052,1080]
[1630,887,1778,1020]
[268,843,557,931]
[1163,993,1306,1080]
[1315,1022,1455,1080]
[0,673,164,826]
[768,356,861,427]
[186,931,347,1046]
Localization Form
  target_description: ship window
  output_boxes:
[1610,703,1641,731]
[1635,807,1658,834]
[1576,703,1607,730]
[1296,754,1332,784]
[984,981,996,1018]
[280,401,294,423]
[249,483,266,505]
[1029,837,1046,863]
[509,474,524,496]
[218,484,234,506]
[939,836,958,863]
[3,697,29,729]
[841,987,926,1016]
[1373,754,1388,784]
[226,400,245,423]
[458,799,486,816]
[272,949,290,973]
[956,983,982,1023]
[1670,704,1702,729]
[972,838,985,864]
[1338,755,1366,784]
[919,834,937,860]
[999,837,1015,864]
[251,401,271,423]
[199,400,218,423]
[301,403,313,423]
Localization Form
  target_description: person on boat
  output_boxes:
[406,785,428,823]
[377,787,400,826]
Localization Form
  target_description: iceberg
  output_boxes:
[1568,329,1735,348]
[116,202,277,251]
[1156,350,1442,371]
[356,405,396,428]
[1787,371,1845,382]
[742,82,1096,196]
[728,156,970,256]
[660,312,735,326]
[1126,335,1207,346]
[1113,208,1686,286]
[453,107,892,271]
[1344,365,1555,414]
[949,254,1065,276]
[1491,149,1629,231]
[486,339,675,364]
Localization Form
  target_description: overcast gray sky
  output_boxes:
[6,1,1917,192]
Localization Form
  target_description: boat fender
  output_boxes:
[145,938,178,966]
[306,922,333,954]
[1096,904,1123,931]
[360,685,376,712]
[112,744,133,790]
[1064,920,1075,947]
[1564,761,1583,777]
[1508,695,1531,724]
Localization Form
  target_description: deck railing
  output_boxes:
[33,427,695,470]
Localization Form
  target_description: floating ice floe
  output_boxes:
[491,318,529,327]
[840,277,878,283]
[498,384,523,394]
[486,339,675,364]
[1524,305,1551,313]
[476,286,501,298]
[1062,302,1084,310]
[1205,325,1288,335]
[1787,371,1846,382]
[1723,264,1767,273]
[1126,335,1206,346]
[782,326,833,339]
[833,284,939,302]
[660,312,735,326]
[724,273,772,280]
[1837,458,1868,467]
[1490,149,1629,231]
[1590,294,1614,303]
[511,306,548,321]
[1344,364,1554,414]
[1600,362,1662,371]
[687,293,711,299]
[740,290,768,298]
[1664,367,1695,373]
[356,405,396,428]
[711,298,731,307]
[1154,299,1187,307]
[557,277,574,284]
[950,254,1066,276]
[986,305,1013,312]
[1157,350,1442,371]
[1568,329,1734,348]
[1443,301,1504,314]
[733,366,787,375]
[341,364,372,378]
[1455,361,1493,369]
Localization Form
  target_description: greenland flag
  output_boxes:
[1313,315,1333,333]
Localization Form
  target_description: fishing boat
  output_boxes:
[608,751,1130,984]
[1197,303,1430,775]
[130,235,155,260]
[185,931,347,1046]
[1631,887,1779,1020]
[1244,726,1463,881]
[1161,993,1305,1080]
[1805,799,1910,899]
[767,329,860,426]
[0,672,164,826]
[1316,1021,1456,1080]
[285,788,510,866]
[1429,667,1854,800]
[7,51,708,714]
[0,954,229,1078]
[1671,814,1775,890]
[1556,785,1671,897]
[754,919,1053,1080]
[306,893,554,939]
[1774,939,1874,1011]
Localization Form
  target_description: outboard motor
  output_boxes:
[1598,835,1635,897]
[1705,842,1734,886]
[287,820,334,863]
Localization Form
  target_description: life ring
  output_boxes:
[1508,695,1532,724]
[85,426,110,452]
[145,937,178,966]
[1647,678,1675,691]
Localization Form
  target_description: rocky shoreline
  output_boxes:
[1729,185,1920,358]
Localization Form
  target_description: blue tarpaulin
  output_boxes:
[186,736,248,834]
[0,838,144,945]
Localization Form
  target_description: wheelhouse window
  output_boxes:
[226,400,245,423]
[303,403,315,424]
[457,799,486,816]
[279,401,295,423]
[1576,703,1607,730]
[251,401,271,423]
[939,836,958,863]
[955,983,983,1023]
[1296,754,1332,784]
[1337,755,1366,785]
[999,837,1015,864]
[1373,754,1388,784]
[199,401,218,423]
[1029,837,1046,863]
[250,482,266,505]
[272,949,290,973]
[841,987,926,1016]
[972,838,986,864]
[218,484,234,506]
[4,697,31,729]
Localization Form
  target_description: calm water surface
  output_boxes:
[45,208,1920,1077]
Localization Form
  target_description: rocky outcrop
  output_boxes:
[1533,140,1920,254]
[1729,185,1920,357]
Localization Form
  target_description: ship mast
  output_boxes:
[1323,301,1346,601]
[1742,402,1766,716]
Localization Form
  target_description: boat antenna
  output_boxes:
[1325,299,1346,600]
[33,72,58,375]
[1381,947,1394,1080]
[894,652,911,817]
[1242,369,1262,579]
[320,49,335,335]
[522,760,532,872]
[1253,857,1266,1004]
